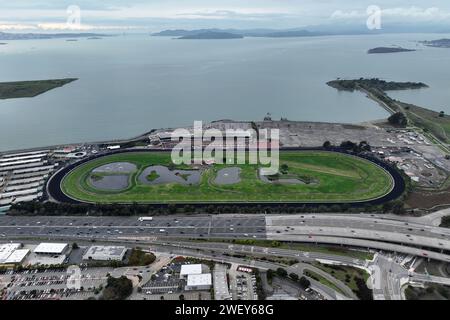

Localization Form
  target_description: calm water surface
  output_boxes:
[1,33,449,151]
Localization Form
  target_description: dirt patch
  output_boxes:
[406,187,450,209]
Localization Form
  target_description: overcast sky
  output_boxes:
[2,0,450,31]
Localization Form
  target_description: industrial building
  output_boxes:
[82,246,127,261]
[185,273,212,291]
[0,243,29,266]
[33,243,69,255]
[214,264,232,300]
[4,249,30,265]
[180,264,203,279]
[179,264,213,291]
[0,243,22,264]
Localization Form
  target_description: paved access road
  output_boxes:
[153,240,365,266]
[144,244,349,300]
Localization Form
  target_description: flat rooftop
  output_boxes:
[34,243,68,254]
[0,243,22,263]
[180,264,203,276]
[5,249,29,264]
[187,273,212,287]
[82,246,127,260]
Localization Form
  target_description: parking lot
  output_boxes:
[228,265,257,300]
[141,262,186,295]
[132,291,211,300]
[0,267,113,300]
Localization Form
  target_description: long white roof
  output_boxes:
[34,243,68,254]
[0,158,42,167]
[0,153,47,163]
[0,161,47,172]
[7,176,44,185]
[0,187,40,199]
[13,165,54,174]
[1,150,49,158]
[5,249,29,263]
[5,182,42,192]
[0,193,41,206]
[0,243,22,262]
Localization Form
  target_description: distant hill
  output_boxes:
[178,31,243,40]
[0,32,108,40]
[368,47,416,54]
[152,29,197,37]
[152,28,277,37]
[420,39,450,48]
[152,28,330,38]
[151,23,450,39]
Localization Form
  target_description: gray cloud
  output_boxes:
[2,1,450,31]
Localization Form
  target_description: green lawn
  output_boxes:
[313,262,370,292]
[303,269,346,295]
[405,104,450,144]
[61,151,394,204]
[146,170,160,182]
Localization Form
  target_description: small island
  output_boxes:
[178,31,243,40]
[420,39,450,48]
[0,42,6,45]
[368,47,416,54]
[152,28,329,38]
[0,78,78,100]
[152,29,195,37]
[327,78,428,92]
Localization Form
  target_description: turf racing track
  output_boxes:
[46,148,406,207]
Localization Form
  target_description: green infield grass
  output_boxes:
[60,151,394,204]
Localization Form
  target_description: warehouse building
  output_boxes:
[82,246,127,261]
[0,243,22,264]
[34,243,69,255]
[180,264,203,279]
[214,264,232,300]
[4,249,30,265]
[185,273,212,291]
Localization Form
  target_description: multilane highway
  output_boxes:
[1,212,449,262]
